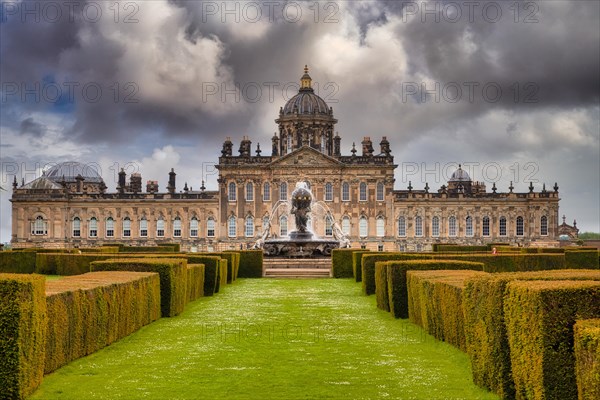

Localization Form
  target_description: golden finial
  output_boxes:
[300,64,312,89]
[304,64,308,74]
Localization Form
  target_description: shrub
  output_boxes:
[463,269,600,399]
[504,280,600,400]
[435,245,489,252]
[565,250,599,269]
[35,253,118,275]
[235,250,263,278]
[574,319,600,400]
[0,274,47,399]
[79,246,120,253]
[331,249,356,278]
[186,264,205,302]
[374,262,390,311]
[214,259,228,293]
[118,246,177,253]
[385,260,484,319]
[44,271,161,374]
[0,251,37,274]
[206,252,238,283]
[352,251,370,282]
[185,256,221,296]
[90,258,186,317]
[538,248,565,253]
[361,253,427,295]
[406,270,488,352]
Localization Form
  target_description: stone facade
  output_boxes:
[10,67,560,251]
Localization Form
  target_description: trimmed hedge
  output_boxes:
[79,246,120,253]
[185,256,221,296]
[0,274,47,399]
[90,258,187,317]
[504,280,600,400]
[462,269,600,399]
[352,251,371,282]
[214,259,228,293]
[565,250,599,269]
[186,264,205,302]
[118,246,176,253]
[406,270,489,352]
[574,319,600,400]
[205,252,238,283]
[0,251,37,274]
[375,261,390,311]
[384,260,484,319]
[330,249,357,278]
[234,250,263,278]
[44,271,161,374]
[435,245,489,252]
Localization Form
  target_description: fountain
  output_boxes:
[257,182,346,257]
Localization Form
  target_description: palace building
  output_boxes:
[10,67,561,251]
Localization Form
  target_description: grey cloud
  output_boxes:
[19,117,47,137]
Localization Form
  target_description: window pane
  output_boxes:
[516,216,524,236]
[540,216,548,236]
[359,182,367,201]
[415,216,423,237]
[325,183,333,201]
[499,217,507,236]
[228,182,236,201]
[157,218,165,237]
[207,218,215,237]
[483,217,490,237]
[190,218,199,237]
[359,217,368,237]
[245,216,254,237]
[228,216,236,237]
[73,217,81,237]
[263,182,270,201]
[280,216,288,237]
[466,216,473,237]
[398,217,406,237]
[449,216,457,237]
[89,218,98,237]
[432,216,439,237]
[123,218,131,237]
[377,182,384,201]
[325,216,333,236]
[106,218,114,237]
[246,182,254,201]
[342,182,350,201]
[173,217,182,237]
[280,182,288,201]
[377,218,385,237]
[140,218,147,237]
[342,216,350,235]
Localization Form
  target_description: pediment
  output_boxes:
[269,146,344,168]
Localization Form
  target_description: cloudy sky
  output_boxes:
[1,0,599,241]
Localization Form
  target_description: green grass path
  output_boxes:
[31,279,498,400]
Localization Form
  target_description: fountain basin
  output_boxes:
[263,236,340,258]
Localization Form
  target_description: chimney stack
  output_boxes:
[130,173,142,193]
[361,136,374,157]
[118,168,126,193]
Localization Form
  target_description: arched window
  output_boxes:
[139,217,148,237]
[122,217,131,237]
[359,216,368,237]
[398,216,406,237]
[359,182,367,201]
[499,217,507,236]
[325,215,334,236]
[263,182,271,201]
[190,217,199,237]
[516,216,524,236]
[287,134,292,152]
[376,182,385,202]
[540,216,548,236]
[466,216,473,237]
[432,216,440,237]
[280,216,288,237]
[173,217,182,237]
[245,216,254,237]
[280,182,288,201]
[89,217,97,237]
[342,182,350,201]
[482,216,490,237]
[228,216,237,238]
[376,217,385,237]
[32,216,46,235]
[342,216,351,235]
[449,216,457,237]
[228,182,236,202]
[207,217,215,237]
[156,218,165,237]
[72,217,81,237]
[106,217,115,237]
[246,182,254,201]
[325,182,333,201]
[415,216,423,237]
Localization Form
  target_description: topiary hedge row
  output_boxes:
[206,252,238,283]
[352,250,371,282]
[44,271,161,374]
[565,250,599,269]
[434,245,489,252]
[462,269,600,399]
[186,264,205,302]
[504,280,600,400]
[0,251,37,274]
[186,255,221,296]
[79,246,120,253]
[90,258,187,317]
[381,260,485,319]
[214,259,228,293]
[406,270,489,352]
[0,274,47,399]
[234,250,263,278]
[574,319,600,400]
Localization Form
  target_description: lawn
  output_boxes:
[31,279,498,399]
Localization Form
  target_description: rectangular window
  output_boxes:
[342,217,350,235]
[325,183,333,201]
[449,217,457,237]
[376,183,384,202]
[140,219,148,237]
[432,217,440,237]
[415,216,423,237]
[359,183,367,201]
[190,219,199,237]
[482,217,490,237]
[106,219,114,238]
[280,182,288,201]
[73,218,81,237]
[398,217,406,237]
[123,219,131,237]
[157,219,165,237]
[246,183,254,202]
[325,217,333,236]
[499,218,507,236]
[342,183,350,201]
[263,183,271,201]
[540,216,548,236]
[207,218,215,237]
[89,218,98,238]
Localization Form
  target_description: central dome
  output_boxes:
[282,65,330,115]
[44,161,104,183]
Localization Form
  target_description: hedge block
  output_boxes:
[574,319,600,400]
[186,264,205,302]
[44,271,161,374]
[185,256,221,296]
[362,253,420,294]
[565,250,599,269]
[331,249,356,278]
[214,259,228,293]
[504,280,600,400]
[406,270,488,352]
[234,250,263,278]
[463,269,600,399]
[0,252,37,274]
[352,251,370,282]
[90,258,187,317]
[375,262,390,311]
[0,274,47,399]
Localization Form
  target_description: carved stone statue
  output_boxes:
[290,182,312,236]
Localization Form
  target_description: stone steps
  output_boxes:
[263,258,332,278]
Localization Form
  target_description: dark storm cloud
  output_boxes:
[19,117,47,137]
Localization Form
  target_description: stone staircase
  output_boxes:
[263,258,332,278]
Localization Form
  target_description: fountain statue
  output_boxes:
[258,181,342,257]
